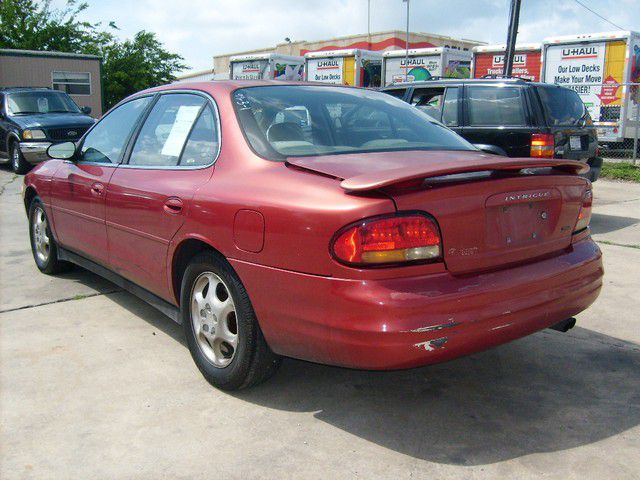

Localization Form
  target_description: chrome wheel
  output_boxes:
[12,146,20,171]
[190,272,238,368]
[32,206,50,264]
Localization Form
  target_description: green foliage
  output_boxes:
[601,162,640,182]
[101,31,186,108]
[0,0,186,109]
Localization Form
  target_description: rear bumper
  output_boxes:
[19,141,51,164]
[231,237,603,370]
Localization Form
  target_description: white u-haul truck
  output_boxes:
[542,31,640,144]
[229,53,304,81]
[304,49,383,87]
[382,47,472,86]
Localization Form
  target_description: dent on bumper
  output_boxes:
[231,237,603,370]
[19,142,52,164]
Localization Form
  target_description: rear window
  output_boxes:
[537,86,586,126]
[232,85,474,160]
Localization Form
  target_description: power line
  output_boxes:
[570,0,627,31]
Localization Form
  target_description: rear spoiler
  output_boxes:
[340,158,588,192]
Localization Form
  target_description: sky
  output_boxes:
[52,0,640,74]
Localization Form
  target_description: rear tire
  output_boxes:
[11,143,31,175]
[181,251,281,390]
[28,197,68,274]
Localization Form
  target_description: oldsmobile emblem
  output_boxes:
[67,130,77,136]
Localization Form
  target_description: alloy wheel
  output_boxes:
[190,272,238,368]
[32,206,50,263]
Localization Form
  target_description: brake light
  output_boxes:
[530,133,554,158]
[574,189,593,233]
[331,214,441,266]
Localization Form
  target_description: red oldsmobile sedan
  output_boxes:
[23,81,603,390]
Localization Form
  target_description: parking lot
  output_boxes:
[1,167,639,479]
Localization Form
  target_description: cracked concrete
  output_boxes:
[1,167,639,480]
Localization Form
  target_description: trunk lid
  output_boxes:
[287,150,589,274]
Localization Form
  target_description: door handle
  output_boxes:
[163,197,184,214]
[90,182,105,196]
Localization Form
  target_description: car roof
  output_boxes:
[382,78,552,88]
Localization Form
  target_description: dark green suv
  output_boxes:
[0,87,95,174]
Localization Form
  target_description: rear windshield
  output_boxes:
[537,86,586,126]
[232,85,474,160]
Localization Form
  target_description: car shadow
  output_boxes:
[73,267,640,467]
[590,212,640,235]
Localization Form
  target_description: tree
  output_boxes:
[0,0,186,109]
[101,31,186,108]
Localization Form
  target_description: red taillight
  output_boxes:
[574,189,592,233]
[331,214,442,266]
[531,133,554,158]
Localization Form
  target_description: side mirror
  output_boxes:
[47,141,76,160]
[81,106,92,115]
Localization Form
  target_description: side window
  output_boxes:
[441,87,459,127]
[383,89,406,100]
[180,106,219,166]
[80,96,151,164]
[467,86,526,126]
[411,88,445,120]
[129,94,206,167]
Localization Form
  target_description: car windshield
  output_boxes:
[537,86,587,126]
[6,91,81,115]
[233,85,474,160]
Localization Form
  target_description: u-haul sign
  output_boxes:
[544,42,606,120]
[492,54,527,67]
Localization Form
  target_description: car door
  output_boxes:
[462,85,534,157]
[409,86,462,134]
[106,92,220,298]
[49,96,153,264]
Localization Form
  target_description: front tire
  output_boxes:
[181,251,281,390]
[11,143,31,175]
[28,197,67,274]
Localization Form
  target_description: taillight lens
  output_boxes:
[331,214,441,266]
[530,133,554,158]
[574,189,593,233]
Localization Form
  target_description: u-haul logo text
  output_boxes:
[492,54,526,67]
[561,47,598,60]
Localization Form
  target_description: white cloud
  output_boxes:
[55,0,640,72]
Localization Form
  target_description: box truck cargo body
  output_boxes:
[382,47,472,86]
[230,53,304,81]
[542,31,640,142]
[304,49,382,87]
[472,43,542,81]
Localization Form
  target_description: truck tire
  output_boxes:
[181,251,281,390]
[11,142,31,174]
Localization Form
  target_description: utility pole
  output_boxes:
[503,0,522,77]
[368,0,371,47]
[403,0,410,81]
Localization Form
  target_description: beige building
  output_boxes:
[0,49,103,116]
[213,30,484,78]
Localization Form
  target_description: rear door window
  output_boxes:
[466,86,526,126]
[410,88,445,119]
[537,86,586,126]
[441,87,459,127]
[383,89,407,100]
[129,94,207,167]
